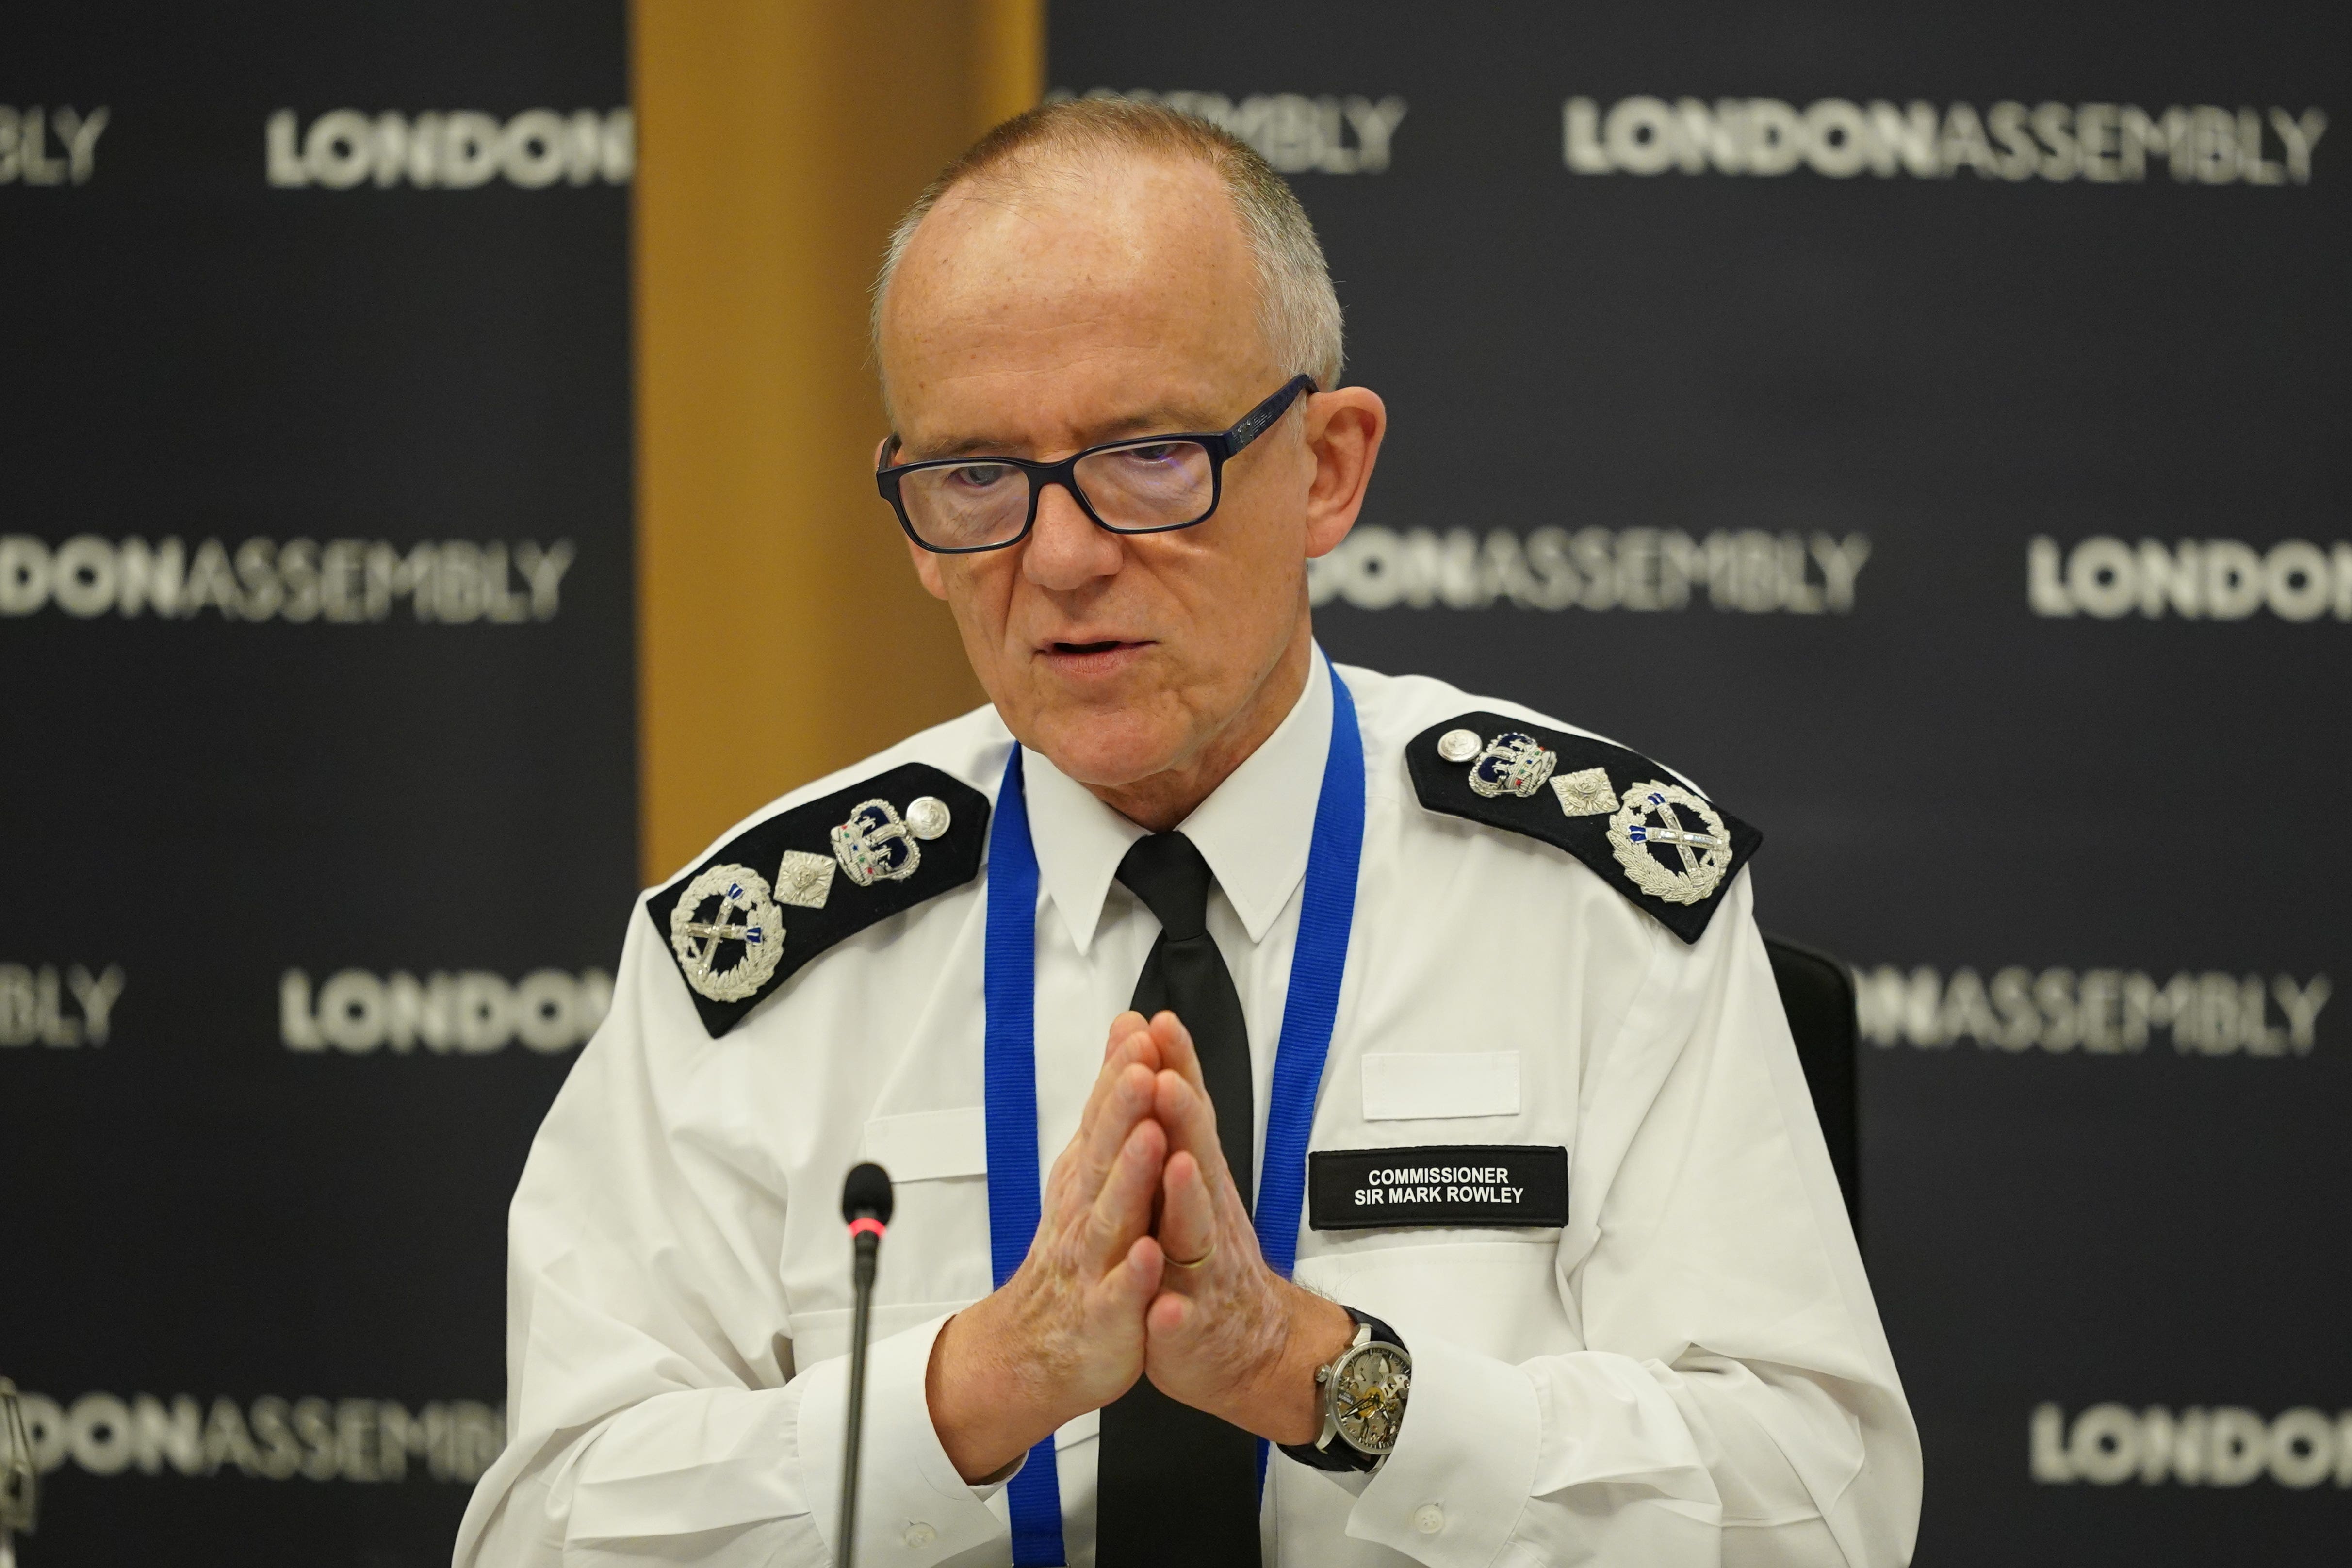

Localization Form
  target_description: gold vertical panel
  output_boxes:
[633,0,1041,884]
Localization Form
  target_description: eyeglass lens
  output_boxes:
[898,439,1216,550]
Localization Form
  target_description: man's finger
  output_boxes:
[1067,1017,1160,1172]
[1155,1149,1218,1281]
[1144,1287,1195,1341]
[1078,1020,1158,1132]
[1090,1233,1166,1329]
[1151,1063,1232,1188]
[1073,1059,1159,1195]
[1086,1116,1167,1271]
[1047,1018,1163,1215]
[1102,1010,1149,1061]
[1147,1010,1207,1094]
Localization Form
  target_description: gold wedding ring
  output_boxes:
[1166,1241,1216,1270]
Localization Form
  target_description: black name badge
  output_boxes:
[1308,1145,1570,1231]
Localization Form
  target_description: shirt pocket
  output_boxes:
[1360,1051,1520,1121]
[1299,1238,1575,1367]
[847,1108,991,1309]
[863,1107,987,1180]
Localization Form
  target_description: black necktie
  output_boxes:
[1094,832,1261,1568]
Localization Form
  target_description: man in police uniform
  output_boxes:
[457,101,1920,1568]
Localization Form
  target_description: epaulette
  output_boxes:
[1406,713,1761,944]
[645,762,990,1036]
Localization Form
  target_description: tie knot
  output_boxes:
[1116,832,1213,941]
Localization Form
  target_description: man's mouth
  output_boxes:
[1040,638,1151,674]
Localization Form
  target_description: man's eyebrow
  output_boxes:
[898,405,1224,462]
[899,433,1024,461]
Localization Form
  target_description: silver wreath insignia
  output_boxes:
[1607,782,1732,906]
[669,864,786,1002]
[1468,731,1558,799]
[831,799,922,886]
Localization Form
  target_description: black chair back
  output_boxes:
[1762,934,1860,1234]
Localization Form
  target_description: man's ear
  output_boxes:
[1301,387,1387,559]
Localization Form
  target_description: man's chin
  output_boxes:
[1009,688,1187,786]
[1027,725,1184,791]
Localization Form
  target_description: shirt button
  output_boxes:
[1413,1503,1445,1534]
[902,1521,936,1547]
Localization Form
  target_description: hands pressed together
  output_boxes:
[924,1011,1357,1481]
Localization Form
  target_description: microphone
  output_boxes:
[834,1163,894,1568]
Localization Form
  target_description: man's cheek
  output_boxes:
[909,540,949,599]
[942,564,1011,646]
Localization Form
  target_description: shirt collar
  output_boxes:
[1021,644,1334,955]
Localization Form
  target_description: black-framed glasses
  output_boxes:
[876,375,1317,555]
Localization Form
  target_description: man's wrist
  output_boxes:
[926,1296,1074,1481]
[1260,1289,1357,1445]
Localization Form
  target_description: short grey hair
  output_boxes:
[871,98,1345,405]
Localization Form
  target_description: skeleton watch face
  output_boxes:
[1330,1341,1411,1454]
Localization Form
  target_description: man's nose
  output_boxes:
[1021,477,1125,590]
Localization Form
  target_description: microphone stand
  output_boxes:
[837,1224,881,1568]
[835,1163,894,1568]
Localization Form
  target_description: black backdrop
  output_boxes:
[1051,1,2350,1562]
[4,2,2348,1565]
[1,4,633,1565]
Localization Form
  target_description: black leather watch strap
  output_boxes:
[1278,1307,1408,1473]
[1350,1308,1404,1356]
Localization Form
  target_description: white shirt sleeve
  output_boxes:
[452,905,1008,1568]
[1336,876,1922,1567]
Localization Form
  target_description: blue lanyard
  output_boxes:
[981,661,1365,1566]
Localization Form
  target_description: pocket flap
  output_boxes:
[1361,1052,1520,1121]
[862,1107,987,1182]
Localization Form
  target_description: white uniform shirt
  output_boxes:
[456,652,1921,1568]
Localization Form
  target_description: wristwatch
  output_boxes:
[1280,1307,1411,1472]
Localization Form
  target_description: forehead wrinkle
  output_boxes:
[895,343,1235,459]
[913,236,1212,347]
[909,166,1186,297]
[881,150,1275,435]
[892,152,1255,327]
